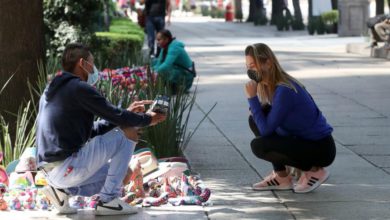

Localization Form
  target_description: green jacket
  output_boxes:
[153,39,194,90]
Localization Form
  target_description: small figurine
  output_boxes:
[142,192,169,207]
[70,196,86,209]
[0,184,7,211]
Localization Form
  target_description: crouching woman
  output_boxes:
[244,43,336,193]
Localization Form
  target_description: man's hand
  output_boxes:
[128,100,153,113]
[120,126,142,142]
[147,111,167,126]
[245,80,258,98]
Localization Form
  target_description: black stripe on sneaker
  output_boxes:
[309,179,317,184]
[97,201,123,211]
[50,186,65,207]
[273,179,280,186]
[267,181,272,186]
[311,177,319,181]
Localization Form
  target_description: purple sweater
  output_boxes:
[248,82,333,140]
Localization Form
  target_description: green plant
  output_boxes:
[43,0,105,58]
[321,10,339,25]
[317,17,326,35]
[308,16,326,35]
[95,71,142,109]
[321,10,339,34]
[143,80,196,158]
[200,5,210,16]
[0,101,36,167]
[0,75,14,96]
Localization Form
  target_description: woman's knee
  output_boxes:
[250,138,267,159]
[248,115,261,137]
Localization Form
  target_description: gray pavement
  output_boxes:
[2,15,390,220]
[174,16,390,219]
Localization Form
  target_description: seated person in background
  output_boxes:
[153,29,194,94]
[367,14,390,47]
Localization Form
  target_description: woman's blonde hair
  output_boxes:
[245,43,302,104]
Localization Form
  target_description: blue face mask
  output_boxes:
[87,65,99,86]
[82,60,99,86]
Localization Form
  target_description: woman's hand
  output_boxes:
[245,80,258,98]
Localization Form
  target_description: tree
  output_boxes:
[0,1,44,133]
[308,0,313,18]
[247,0,266,23]
[271,0,284,25]
[234,0,243,22]
[331,0,337,10]
[376,0,384,15]
[292,0,304,30]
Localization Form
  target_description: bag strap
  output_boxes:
[174,62,196,77]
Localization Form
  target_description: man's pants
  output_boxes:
[146,16,165,56]
[46,128,135,203]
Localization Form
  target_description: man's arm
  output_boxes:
[75,82,152,128]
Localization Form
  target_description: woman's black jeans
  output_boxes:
[249,115,336,172]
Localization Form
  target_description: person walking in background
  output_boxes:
[153,29,194,94]
[145,0,171,57]
[244,43,336,193]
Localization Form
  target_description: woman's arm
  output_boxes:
[248,86,294,136]
[155,46,180,73]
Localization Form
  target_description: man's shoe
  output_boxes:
[95,198,138,216]
[252,171,293,191]
[370,42,378,48]
[41,185,77,214]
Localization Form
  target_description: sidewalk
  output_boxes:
[171,16,390,219]
[1,16,390,220]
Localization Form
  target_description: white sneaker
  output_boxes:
[95,198,138,216]
[41,185,77,214]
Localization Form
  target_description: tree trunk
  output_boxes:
[103,0,111,31]
[292,0,304,30]
[271,0,284,25]
[247,0,265,22]
[376,0,384,15]
[308,0,312,18]
[247,0,257,22]
[0,1,44,135]
[331,0,337,10]
[234,0,243,22]
[292,0,302,22]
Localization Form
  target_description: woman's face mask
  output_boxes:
[247,69,261,83]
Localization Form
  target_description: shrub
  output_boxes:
[92,18,145,69]
[321,10,339,25]
[43,0,106,57]
[321,10,339,34]
[308,16,326,35]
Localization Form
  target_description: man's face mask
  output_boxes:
[247,69,261,83]
[87,65,99,86]
[82,60,99,86]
